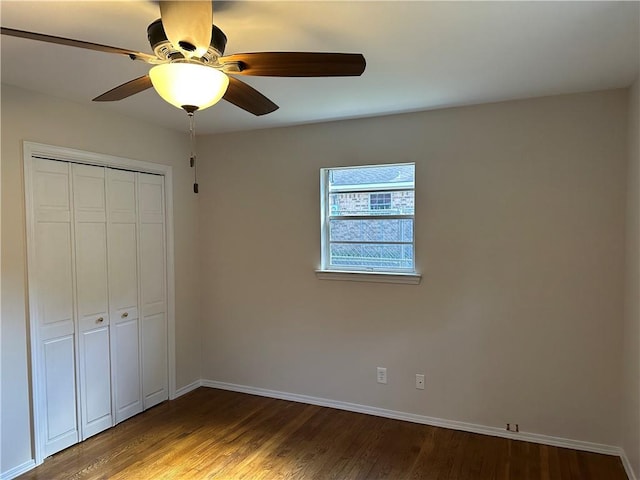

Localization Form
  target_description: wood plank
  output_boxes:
[18,388,628,480]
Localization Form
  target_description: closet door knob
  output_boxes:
[122,312,128,318]
[96,317,104,323]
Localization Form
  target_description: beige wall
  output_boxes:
[198,89,628,446]
[623,77,640,478]
[0,85,201,473]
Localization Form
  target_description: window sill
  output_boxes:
[315,270,422,285]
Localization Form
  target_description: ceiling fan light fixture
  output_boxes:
[149,63,229,111]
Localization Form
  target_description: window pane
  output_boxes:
[330,191,414,216]
[330,219,413,243]
[370,192,391,210]
[329,164,415,188]
[329,243,413,269]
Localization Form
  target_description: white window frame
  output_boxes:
[316,163,421,285]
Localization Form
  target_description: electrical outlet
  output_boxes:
[415,374,425,390]
[506,423,520,432]
[377,367,387,384]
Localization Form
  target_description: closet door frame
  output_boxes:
[23,141,177,466]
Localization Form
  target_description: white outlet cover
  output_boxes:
[416,374,425,389]
[377,367,387,384]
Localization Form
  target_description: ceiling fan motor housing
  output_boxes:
[147,19,228,63]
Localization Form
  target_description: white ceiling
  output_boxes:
[1,1,638,135]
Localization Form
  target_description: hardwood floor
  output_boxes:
[19,387,627,479]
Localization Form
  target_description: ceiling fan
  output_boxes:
[1,1,366,192]
[0,1,366,116]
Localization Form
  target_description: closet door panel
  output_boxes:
[72,164,113,440]
[42,335,77,454]
[36,222,74,337]
[109,171,137,222]
[79,326,112,438]
[140,222,165,308]
[75,222,109,328]
[113,318,141,413]
[108,169,143,423]
[142,312,167,406]
[109,224,138,308]
[139,173,168,409]
[31,159,79,457]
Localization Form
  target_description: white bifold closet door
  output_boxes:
[72,164,112,440]
[139,173,168,409]
[28,156,169,460]
[107,169,143,423]
[31,159,79,457]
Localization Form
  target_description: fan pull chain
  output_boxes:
[188,112,198,193]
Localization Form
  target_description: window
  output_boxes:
[319,163,416,277]
[370,193,391,210]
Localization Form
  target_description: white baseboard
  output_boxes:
[173,379,203,399]
[1,459,36,480]
[621,451,638,480]
[201,379,624,458]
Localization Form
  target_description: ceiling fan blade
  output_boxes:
[93,75,153,102]
[220,52,366,77]
[223,76,278,116]
[159,1,212,58]
[0,27,157,63]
